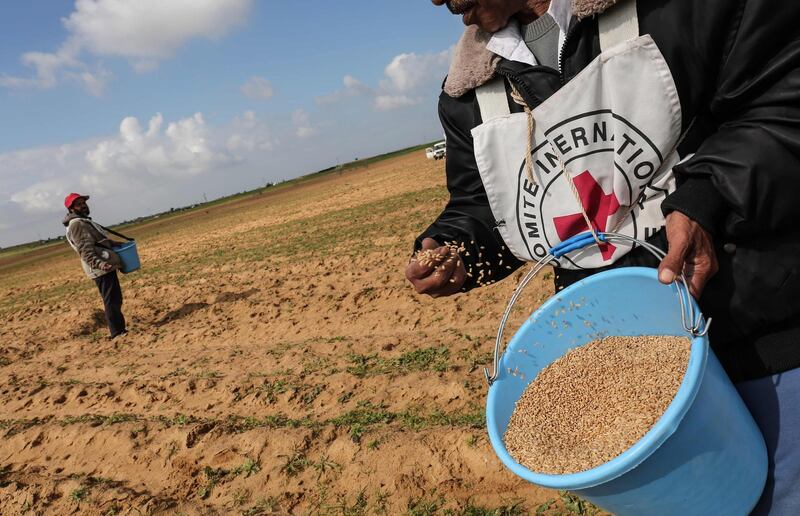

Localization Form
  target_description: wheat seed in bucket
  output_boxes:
[503,335,691,475]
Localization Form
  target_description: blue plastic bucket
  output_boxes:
[486,267,767,515]
[113,241,140,274]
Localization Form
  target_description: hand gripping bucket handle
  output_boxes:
[484,232,712,385]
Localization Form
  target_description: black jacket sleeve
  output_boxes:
[662,0,800,238]
[415,89,524,291]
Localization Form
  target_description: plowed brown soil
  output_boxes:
[0,151,589,515]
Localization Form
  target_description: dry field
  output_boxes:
[0,150,600,515]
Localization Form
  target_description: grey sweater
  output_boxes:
[522,13,560,70]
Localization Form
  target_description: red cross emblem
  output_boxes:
[553,170,621,261]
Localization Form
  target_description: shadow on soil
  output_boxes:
[153,288,260,327]
[70,309,108,337]
[214,288,259,303]
[154,303,210,327]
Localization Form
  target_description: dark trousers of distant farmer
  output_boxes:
[94,271,126,338]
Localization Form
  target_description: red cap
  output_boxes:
[64,193,89,210]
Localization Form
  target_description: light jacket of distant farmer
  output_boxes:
[63,212,119,279]
[415,0,800,382]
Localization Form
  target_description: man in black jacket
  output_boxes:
[407,0,800,513]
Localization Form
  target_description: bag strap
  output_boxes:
[96,223,134,242]
[475,77,511,122]
[68,217,134,242]
[598,0,639,52]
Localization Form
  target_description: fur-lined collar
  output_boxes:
[444,0,619,97]
[571,0,620,20]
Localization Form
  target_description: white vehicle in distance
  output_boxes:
[426,141,447,160]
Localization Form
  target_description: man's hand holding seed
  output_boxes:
[405,238,467,297]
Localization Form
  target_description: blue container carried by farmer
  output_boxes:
[484,232,767,516]
[113,240,140,273]
[101,224,141,274]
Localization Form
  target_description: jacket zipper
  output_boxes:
[496,20,581,107]
[558,22,579,85]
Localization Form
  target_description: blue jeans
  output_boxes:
[736,366,800,515]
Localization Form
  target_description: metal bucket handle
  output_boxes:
[484,231,712,386]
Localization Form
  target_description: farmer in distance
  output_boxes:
[63,193,128,339]
[406,0,800,513]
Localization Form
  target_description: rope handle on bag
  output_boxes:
[511,87,603,246]
[483,231,712,386]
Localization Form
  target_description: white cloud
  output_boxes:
[241,76,275,100]
[18,51,74,88]
[295,126,317,139]
[0,46,81,90]
[0,141,96,215]
[292,109,318,139]
[315,75,373,105]
[10,178,72,214]
[371,50,451,111]
[84,112,233,185]
[343,75,364,90]
[65,66,112,96]
[1,0,253,94]
[226,111,274,153]
[0,75,39,89]
[374,95,421,112]
[65,0,253,60]
[4,110,263,216]
[316,49,452,112]
[381,50,451,93]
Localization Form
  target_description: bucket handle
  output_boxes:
[484,232,712,386]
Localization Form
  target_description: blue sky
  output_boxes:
[0,1,465,247]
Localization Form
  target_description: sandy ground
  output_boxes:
[0,152,592,515]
